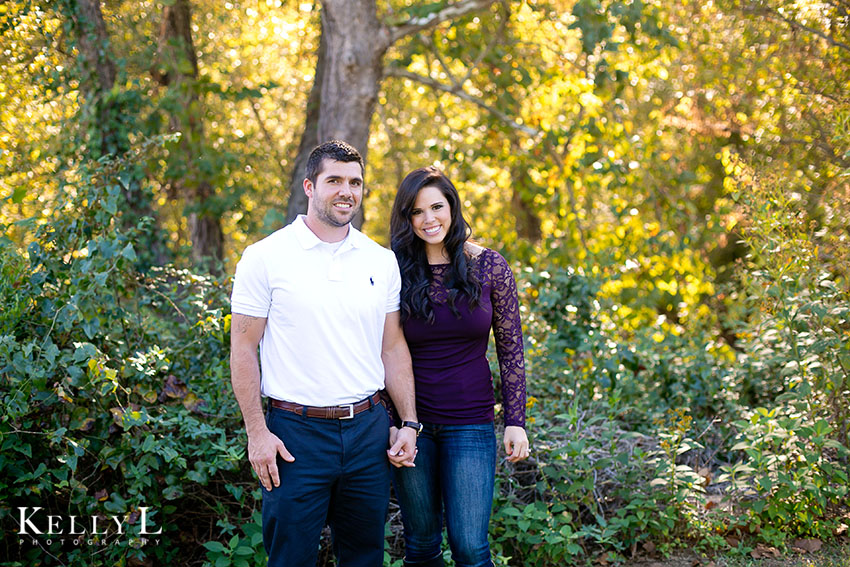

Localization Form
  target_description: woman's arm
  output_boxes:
[488,250,530,462]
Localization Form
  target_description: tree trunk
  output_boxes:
[69,0,125,158]
[188,183,224,268]
[68,0,163,260]
[69,0,116,103]
[509,140,542,242]
[287,0,498,229]
[315,0,392,228]
[286,21,327,224]
[156,0,224,266]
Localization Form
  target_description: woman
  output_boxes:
[388,166,529,567]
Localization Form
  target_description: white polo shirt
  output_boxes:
[231,215,401,406]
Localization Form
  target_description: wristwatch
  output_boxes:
[401,420,423,436]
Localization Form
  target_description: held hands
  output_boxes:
[247,427,294,491]
[503,425,529,463]
[388,425,418,468]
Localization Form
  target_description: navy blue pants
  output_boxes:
[392,423,497,567]
[262,403,391,567]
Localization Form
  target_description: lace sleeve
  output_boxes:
[485,250,527,428]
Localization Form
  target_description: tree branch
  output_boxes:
[779,12,850,54]
[749,5,850,54]
[428,34,462,89]
[249,101,290,182]
[390,0,498,44]
[424,4,507,93]
[384,67,540,137]
[458,2,508,85]
[825,0,850,18]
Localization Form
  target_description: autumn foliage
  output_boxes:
[1,0,848,565]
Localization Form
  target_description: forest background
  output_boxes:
[1,0,848,566]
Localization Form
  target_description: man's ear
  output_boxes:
[303,178,313,198]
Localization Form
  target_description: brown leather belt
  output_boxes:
[269,392,382,420]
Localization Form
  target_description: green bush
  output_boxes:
[493,231,849,564]
[0,154,254,566]
[2,145,847,567]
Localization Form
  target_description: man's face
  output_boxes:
[305,159,364,228]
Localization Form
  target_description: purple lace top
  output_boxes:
[402,248,526,427]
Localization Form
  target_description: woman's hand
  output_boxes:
[503,425,529,462]
[388,425,418,468]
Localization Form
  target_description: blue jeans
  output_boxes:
[262,403,390,567]
[392,423,497,567]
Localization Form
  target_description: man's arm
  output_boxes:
[381,310,418,468]
[230,313,293,490]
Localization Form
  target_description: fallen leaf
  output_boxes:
[642,541,656,554]
[160,374,188,400]
[791,538,822,553]
[705,495,724,510]
[751,544,780,559]
[109,407,124,426]
[135,384,158,404]
[76,417,96,432]
[725,536,740,548]
[182,392,207,413]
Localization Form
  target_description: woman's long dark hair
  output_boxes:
[390,166,481,323]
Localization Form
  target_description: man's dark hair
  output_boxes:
[305,140,364,184]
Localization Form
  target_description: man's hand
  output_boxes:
[248,428,294,490]
[503,425,529,463]
[387,425,417,468]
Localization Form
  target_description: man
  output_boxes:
[230,140,420,567]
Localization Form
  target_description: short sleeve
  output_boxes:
[386,253,401,313]
[231,244,272,318]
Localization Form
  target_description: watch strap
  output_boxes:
[401,420,423,436]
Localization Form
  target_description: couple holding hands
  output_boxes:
[230,140,528,567]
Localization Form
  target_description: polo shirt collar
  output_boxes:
[292,214,365,251]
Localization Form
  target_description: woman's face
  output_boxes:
[410,185,452,248]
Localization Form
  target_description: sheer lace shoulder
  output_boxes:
[426,243,483,303]
[464,241,486,258]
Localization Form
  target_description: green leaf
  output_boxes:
[203,541,227,553]
[11,186,26,204]
[121,243,137,261]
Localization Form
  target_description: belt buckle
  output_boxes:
[338,404,354,420]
